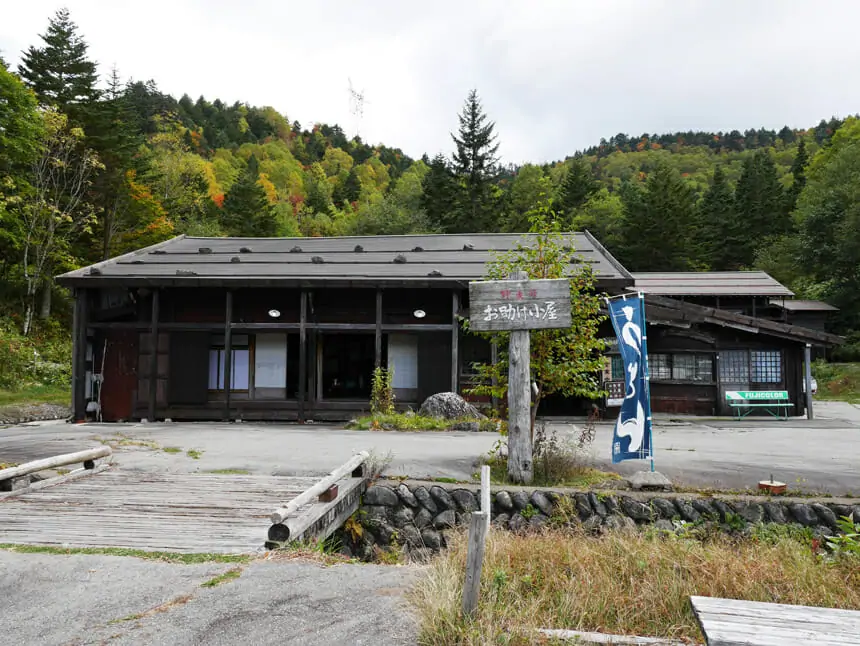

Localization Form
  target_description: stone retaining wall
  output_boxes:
[345,481,860,559]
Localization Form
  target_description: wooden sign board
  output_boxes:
[469,278,571,331]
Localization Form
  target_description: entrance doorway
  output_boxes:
[319,333,375,400]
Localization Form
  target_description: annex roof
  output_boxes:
[57,232,633,289]
[768,299,839,312]
[633,271,793,297]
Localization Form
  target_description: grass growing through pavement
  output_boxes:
[205,468,251,475]
[200,567,243,588]
[411,527,860,644]
[813,361,860,403]
[0,544,250,564]
[348,413,500,432]
[162,446,181,454]
[186,449,203,459]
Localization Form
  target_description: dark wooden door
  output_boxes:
[100,330,138,421]
[168,332,210,405]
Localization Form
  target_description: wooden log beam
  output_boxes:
[0,447,112,482]
[0,464,111,500]
[270,451,369,524]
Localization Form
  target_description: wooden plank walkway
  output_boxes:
[691,595,860,646]
[0,470,322,554]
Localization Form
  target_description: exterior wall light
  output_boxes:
[268,309,281,318]
[413,309,426,319]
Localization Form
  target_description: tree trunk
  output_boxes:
[38,278,52,321]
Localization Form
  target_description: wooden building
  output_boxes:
[57,233,631,422]
[58,235,841,423]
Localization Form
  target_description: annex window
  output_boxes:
[650,354,671,380]
[719,350,750,383]
[610,355,625,380]
[672,354,713,382]
[751,350,781,383]
[208,334,250,391]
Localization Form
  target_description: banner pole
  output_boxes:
[639,292,655,472]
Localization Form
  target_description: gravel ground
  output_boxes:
[0,551,418,646]
[0,402,69,426]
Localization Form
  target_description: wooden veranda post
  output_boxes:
[299,290,307,422]
[223,290,233,420]
[469,272,571,485]
[71,289,88,422]
[375,288,383,368]
[451,290,460,393]
[148,288,160,422]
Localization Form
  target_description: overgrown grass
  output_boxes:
[348,412,500,432]
[200,567,243,588]
[186,449,203,459]
[813,361,860,403]
[0,543,250,564]
[0,383,69,408]
[162,446,182,454]
[411,527,860,644]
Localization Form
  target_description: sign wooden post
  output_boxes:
[470,273,571,485]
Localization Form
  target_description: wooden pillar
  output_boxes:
[507,271,533,484]
[299,290,307,422]
[223,290,233,421]
[148,288,160,422]
[71,289,88,422]
[451,290,460,393]
[804,343,814,420]
[375,288,383,368]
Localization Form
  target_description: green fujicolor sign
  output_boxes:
[725,391,788,401]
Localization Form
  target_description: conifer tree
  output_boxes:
[18,8,99,115]
[734,150,787,266]
[559,158,597,214]
[696,166,741,270]
[786,138,809,212]
[221,155,276,236]
[620,164,695,271]
[420,154,460,232]
[451,89,499,232]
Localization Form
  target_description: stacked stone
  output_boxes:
[353,483,860,556]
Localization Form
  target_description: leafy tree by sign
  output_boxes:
[467,199,606,471]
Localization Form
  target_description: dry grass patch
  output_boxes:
[410,527,860,645]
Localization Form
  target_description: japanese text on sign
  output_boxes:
[483,301,559,322]
[469,278,571,331]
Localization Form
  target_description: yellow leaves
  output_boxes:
[257,173,278,205]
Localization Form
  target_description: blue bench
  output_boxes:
[725,390,792,421]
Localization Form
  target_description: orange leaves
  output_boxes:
[212,193,225,208]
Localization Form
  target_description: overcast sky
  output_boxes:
[2,1,859,163]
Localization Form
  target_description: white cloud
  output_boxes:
[3,0,860,164]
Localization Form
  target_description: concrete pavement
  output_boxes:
[0,551,417,646]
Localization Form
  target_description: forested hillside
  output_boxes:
[1,9,857,357]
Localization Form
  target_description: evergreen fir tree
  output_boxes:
[221,155,276,236]
[451,89,499,232]
[620,164,695,271]
[696,166,742,270]
[734,150,787,267]
[420,154,460,232]
[18,8,99,114]
[786,138,809,212]
[559,158,597,214]
[341,167,362,204]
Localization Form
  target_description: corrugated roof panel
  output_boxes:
[768,299,839,312]
[633,271,793,296]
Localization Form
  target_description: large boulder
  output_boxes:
[418,392,485,420]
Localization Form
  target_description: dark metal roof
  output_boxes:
[633,271,793,297]
[768,299,839,312]
[645,295,842,346]
[57,232,634,289]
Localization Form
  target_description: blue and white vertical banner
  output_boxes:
[607,294,653,464]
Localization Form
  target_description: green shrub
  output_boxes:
[370,366,394,415]
[0,317,71,390]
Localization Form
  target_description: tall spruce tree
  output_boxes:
[18,8,99,116]
[559,157,597,214]
[734,150,787,267]
[620,164,695,271]
[786,138,809,212]
[420,154,460,232]
[221,155,276,236]
[696,166,742,270]
[451,89,499,232]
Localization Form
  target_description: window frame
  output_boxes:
[208,334,253,393]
